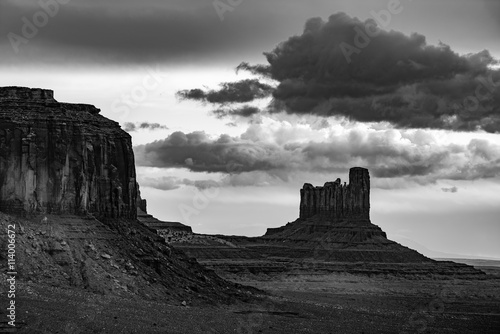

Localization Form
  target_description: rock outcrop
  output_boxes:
[169,167,485,279]
[0,87,137,218]
[265,167,386,242]
[136,184,148,213]
[137,208,193,234]
[0,86,257,307]
[299,167,370,220]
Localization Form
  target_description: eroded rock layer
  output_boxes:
[299,167,370,220]
[0,87,137,218]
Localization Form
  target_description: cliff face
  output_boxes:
[299,167,370,220]
[0,87,137,218]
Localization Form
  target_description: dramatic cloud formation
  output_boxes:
[181,12,500,132]
[441,186,458,193]
[135,131,287,173]
[123,122,168,132]
[139,175,219,191]
[177,79,273,105]
[0,0,285,65]
[212,106,261,119]
[176,78,272,119]
[134,118,500,184]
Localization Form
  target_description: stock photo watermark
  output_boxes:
[177,162,243,225]
[213,0,244,21]
[235,298,277,334]
[7,0,72,54]
[451,73,500,114]
[110,66,166,121]
[401,283,466,333]
[340,0,413,63]
[177,186,221,225]
[5,223,17,331]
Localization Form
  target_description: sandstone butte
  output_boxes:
[169,169,485,278]
[0,86,256,307]
[0,86,137,218]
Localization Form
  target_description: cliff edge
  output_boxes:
[0,87,137,218]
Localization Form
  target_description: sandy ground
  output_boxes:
[2,269,500,334]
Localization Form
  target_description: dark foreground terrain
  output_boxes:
[1,212,499,333]
[3,269,500,334]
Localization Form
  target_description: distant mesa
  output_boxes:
[0,86,137,218]
[264,167,388,245]
[167,167,485,278]
[136,186,192,235]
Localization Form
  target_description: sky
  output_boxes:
[1,0,499,259]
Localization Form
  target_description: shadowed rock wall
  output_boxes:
[0,87,137,218]
[299,167,370,220]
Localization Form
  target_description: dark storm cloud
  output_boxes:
[176,78,271,119]
[441,186,458,193]
[194,12,500,132]
[176,79,273,105]
[123,122,168,132]
[134,131,288,173]
[2,0,217,63]
[483,0,500,26]
[0,0,281,65]
[236,62,271,77]
[212,106,261,119]
[134,128,500,183]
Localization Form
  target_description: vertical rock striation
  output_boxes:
[0,87,137,218]
[299,167,370,220]
[136,183,148,213]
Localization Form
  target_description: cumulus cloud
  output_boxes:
[134,131,289,173]
[183,12,500,132]
[139,176,185,191]
[138,175,221,191]
[441,186,458,193]
[134,118,500,184]
[138,171,282,191]
[123,122,168,132]
[212,106,261,119]
[176,79,273,105]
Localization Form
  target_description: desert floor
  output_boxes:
[4,266,500,334]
